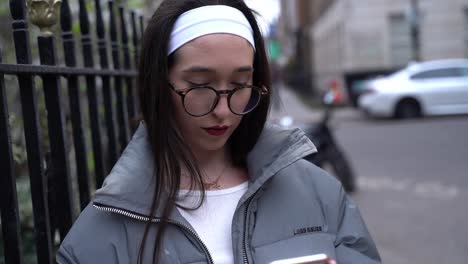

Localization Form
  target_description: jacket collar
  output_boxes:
[93,122,317,219]
[241,123,317,205]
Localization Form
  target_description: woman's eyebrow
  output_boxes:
[236,66,254,73]
[182,66,253,73]
[182,66,214,73]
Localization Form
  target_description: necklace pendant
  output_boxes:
[204,182,221,190]
[203,164,229,190]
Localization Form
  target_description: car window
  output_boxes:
[410,68,461,79]
[458,67,468,77]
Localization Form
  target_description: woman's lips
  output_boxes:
[203,126,229,136]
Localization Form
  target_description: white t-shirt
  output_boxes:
[177,181,249,264]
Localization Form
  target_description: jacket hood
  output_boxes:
[93,122,317,218]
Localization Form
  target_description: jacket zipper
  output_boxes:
[242,189,260,264]
[93,204,214,264]
[241,197,251,264]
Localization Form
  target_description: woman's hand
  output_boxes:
[326,258,337,264]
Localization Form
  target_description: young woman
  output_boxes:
[57,0,381,263]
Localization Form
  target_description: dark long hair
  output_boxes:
[137,0,271,262]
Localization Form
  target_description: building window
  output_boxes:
[389,13,412,66]
[465,8,468,58]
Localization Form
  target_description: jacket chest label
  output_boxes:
[293,226,322,235]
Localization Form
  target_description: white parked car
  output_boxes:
[358,59,468,118]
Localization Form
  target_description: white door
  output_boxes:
[409,67,468,115]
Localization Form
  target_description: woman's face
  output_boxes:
[168,33,255,154]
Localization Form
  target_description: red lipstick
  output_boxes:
[203,126,229,136]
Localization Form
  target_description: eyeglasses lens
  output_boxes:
[183,88,218,116]
[183,87,262,116]
[230,87,260,114]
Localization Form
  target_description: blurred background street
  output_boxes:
[269,84,468,264]
[262,0,468,261]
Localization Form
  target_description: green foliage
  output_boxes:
[72,22,81,35]
[21,231,37,264]
[9,111,28,167]
[128,0,145,9]
[17,177,34,230]
[88,150,95,172]
[13,178,35,262]
[0,177,36,264]
[0,4,9,16]
[87,1,95,13]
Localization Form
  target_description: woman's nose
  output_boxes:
[212,94,231,117]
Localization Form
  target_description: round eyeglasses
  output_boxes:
[170,84,268,117]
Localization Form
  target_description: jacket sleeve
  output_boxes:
[54,204,127,263]
[56,242,123,264]
[333,187,382,264]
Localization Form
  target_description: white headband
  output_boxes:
[168,5,256,55]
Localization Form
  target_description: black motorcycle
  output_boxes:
[277,92,356,193]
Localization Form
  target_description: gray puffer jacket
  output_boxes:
[57,123,381,263]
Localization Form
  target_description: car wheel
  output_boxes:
[395,99,421,119]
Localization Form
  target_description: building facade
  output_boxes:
[312,0,468,103]
[277,0,333,95]
[278,0,468,103]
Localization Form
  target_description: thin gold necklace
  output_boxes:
[203,164,229,190]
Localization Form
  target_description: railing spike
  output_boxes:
[78,0,90,35]
[139,15,144,40]
[9,0,26,21]
[109,1,117,44]
[131,10,139,68]
[95,0,105,39]
[60,0,72,33]
[131,11,138,46]
[119,6,128,45]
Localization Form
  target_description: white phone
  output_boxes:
[270,253,328,264]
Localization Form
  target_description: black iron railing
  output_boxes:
[0,0,143,263]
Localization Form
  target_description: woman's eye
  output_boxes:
[232,82,248,88]
[187,81,209,87]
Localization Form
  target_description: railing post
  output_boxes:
[9,0,54,262]
[109,0,129,151]
[79,0,106,188]
[131,11,142,119]
[131,11,140,70]
[140,15,144,43]
[0,42,23,264]
[95,0,118,170]
[29,0,75,240]
[119,6,136,127]
[61,0,91,210]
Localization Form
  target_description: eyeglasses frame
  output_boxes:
[169,83,268,117]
